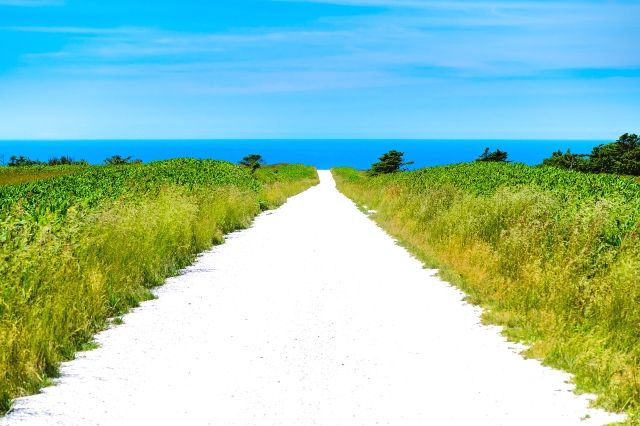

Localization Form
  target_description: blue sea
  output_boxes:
[0,140,606,170]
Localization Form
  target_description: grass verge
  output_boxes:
[0,161,318,413]
[333,165,640,425]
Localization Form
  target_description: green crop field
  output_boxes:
[333,163,640,424]
[0,165,86,186]
[0,159,318,413]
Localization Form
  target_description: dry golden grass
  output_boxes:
[0,166,82,185]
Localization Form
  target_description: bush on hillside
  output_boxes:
[104,155,141,165]
[8,156,40,167]
[48,156,88,166]
[369,150,414,175]
[476,147,509,162]
[239,154,264,172]
[542,149,588,171]
[543,133,640,176]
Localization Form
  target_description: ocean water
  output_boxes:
[0,140,606,170]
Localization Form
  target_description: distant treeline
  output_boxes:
[367,132,640,177]
[542,133,640,176]
[475,133,640,176]
[6,132,640,177]
[5,155,141,167]
[6,155,87,167]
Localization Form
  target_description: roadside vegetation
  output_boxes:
[543,133,640,176]
[254,163,320,208]
[333,162,640,424]
[0,159,318,413]
[0,153,141,185]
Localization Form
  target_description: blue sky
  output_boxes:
[0,0,638,139]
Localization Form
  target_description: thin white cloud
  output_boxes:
[2,0,638,139]
[7,0,640,97]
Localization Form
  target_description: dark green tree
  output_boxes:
[540,133,640,176]
[8,155,40,167]
[369,150,414,175]
[586,133,640,175]
[476,147,509,162]
[48,156,87,166]
[239,154,264,172]
[542,149,588,171]
[104,155,140,165]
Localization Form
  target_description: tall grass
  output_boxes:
[255,164,321,208]
[0,162,318,413]
[333,165,640,424]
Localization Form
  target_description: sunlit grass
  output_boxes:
[333,165,640,425]
[0,161,318,413]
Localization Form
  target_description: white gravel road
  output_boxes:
[2,170,624,426]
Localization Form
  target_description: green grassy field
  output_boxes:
[333,163,640,425]
[0,165,86,186]
[0,160,318,413]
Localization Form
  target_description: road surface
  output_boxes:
[2,170,623,425]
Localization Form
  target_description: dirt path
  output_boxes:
[2,171,623,425]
